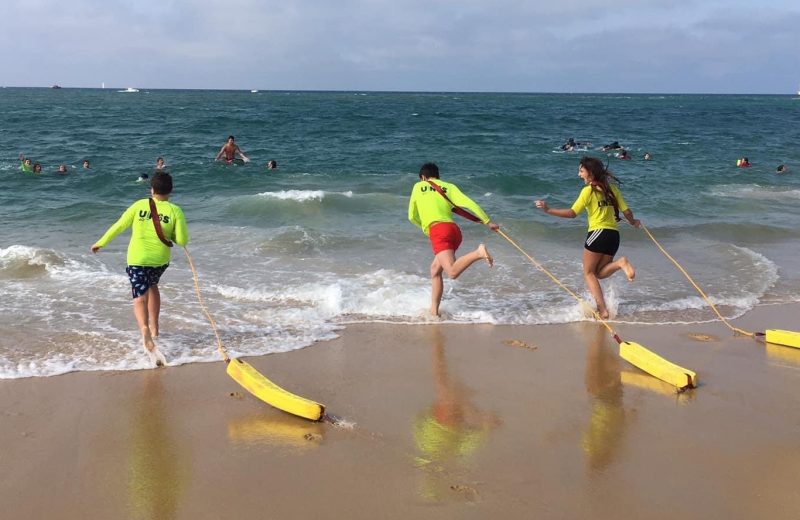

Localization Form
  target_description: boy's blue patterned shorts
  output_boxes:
[125,264,169,299]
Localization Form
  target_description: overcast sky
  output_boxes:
[1,0,798,93]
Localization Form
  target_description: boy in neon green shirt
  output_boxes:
[408,162,499,317]
[91,172,189,367]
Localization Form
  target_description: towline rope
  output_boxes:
[640,224,755,338]
[496,229,623,342]
[182,247,230,362]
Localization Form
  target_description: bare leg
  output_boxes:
[133,293,155,352]
[148,284,161,337]
[597,256,635,281]
[430,257,445,317]
[429,244,493,316]
[438,244,493,280]
[583,249,612,319]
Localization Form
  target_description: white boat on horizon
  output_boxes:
[251,89,259,93]
[118,87,140,93]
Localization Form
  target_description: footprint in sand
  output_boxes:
[502,339,538,350]
[450,483,480,500]
[687,333,718,342]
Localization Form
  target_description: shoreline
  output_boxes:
[2,302,799,518]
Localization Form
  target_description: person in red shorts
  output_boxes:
[408,162,499,317]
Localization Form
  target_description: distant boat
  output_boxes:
[251,89,259,93]
[51,84,62,89]
[118,87,140,93]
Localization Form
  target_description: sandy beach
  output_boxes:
[1,303,799,519]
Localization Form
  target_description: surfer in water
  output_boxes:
[91,172,189,367]
[408,162,499,317]
[535,156,640,320]
[215,135,250,164]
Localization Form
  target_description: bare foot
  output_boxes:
[598,309,610,320]
[141,326,156,352]
[429,308,441,318]
[477,244,493,267]
[619,257,635,281]
[153,348,167,367]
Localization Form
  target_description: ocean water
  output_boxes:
[1,88,799,378]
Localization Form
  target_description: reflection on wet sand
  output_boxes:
[582,324,626,473]
[413,326,501,502]
[227,413,324,450]
[765,342,800,368]
[127,373,188,520]
[619,371,682,397]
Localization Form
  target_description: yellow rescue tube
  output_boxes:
[226,358,325,421]
[765,329,800,349]
[619,341,697,390]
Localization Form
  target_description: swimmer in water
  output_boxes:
[215,135,250,164]
[19,154,33,173]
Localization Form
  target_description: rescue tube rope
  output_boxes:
[640,224,756,338]
[183,247,230,362]
[496,229,620,342]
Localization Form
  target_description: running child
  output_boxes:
[535,156,640,319]
[91,172,189,367]
[408,162,499,317]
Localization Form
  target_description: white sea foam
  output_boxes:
[256,190,354,202]
[709,184,800,201]
[0,245,64,272]
[0,239,786,380]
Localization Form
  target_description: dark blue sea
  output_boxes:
[1,88,799,377]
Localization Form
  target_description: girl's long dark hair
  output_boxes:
[580,156,621,221]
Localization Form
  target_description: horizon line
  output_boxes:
[1,85,797,96]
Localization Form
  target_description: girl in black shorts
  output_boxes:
[535,157,641,319]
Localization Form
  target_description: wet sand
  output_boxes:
[1,303,799,519]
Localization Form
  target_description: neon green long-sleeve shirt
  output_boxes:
[95,198,189,266]
[408,180,490,235]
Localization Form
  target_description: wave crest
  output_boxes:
[0,245,65,278]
